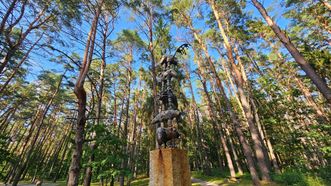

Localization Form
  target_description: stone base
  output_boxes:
[149,148,191,186]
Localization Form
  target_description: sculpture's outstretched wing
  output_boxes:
[173,43,191,57]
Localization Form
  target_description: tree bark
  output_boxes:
[228,131,244,175]
[199,76,229,173]
[67,1,102,185]
[183,62,207,171]
[0,34,43,94]
[48,126,71,178]
[188,25,261,186]
[319,0,331,11]
[0,0,19,34]
[54,124,73,182]
[252,0,331,104]
[12,72,65,186]
[83,14,110,186]
[0,7,50,75]
[264,36,327,120]
[208,2,271,180]
[120,53,133,186]
[193,48,259,185]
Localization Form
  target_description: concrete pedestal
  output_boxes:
[149,148,191,186]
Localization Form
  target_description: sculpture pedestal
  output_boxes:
[149,148,191,186]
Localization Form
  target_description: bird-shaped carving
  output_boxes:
[173,43,191,57]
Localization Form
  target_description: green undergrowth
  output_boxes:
[49,180,110,186]
[191,167,331,186]
[130,177,149,186]
[48,178,146,186]
[272,167,331,186]
[4,167,329,186]
[192,169,258,186]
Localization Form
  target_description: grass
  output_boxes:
[37,180,116,186]
[4,168,329,186]
[191,170,281,186]
[271,168,331,186]
[191,171,249,186]
[131,177,149,186]
[129,173,253,186]
[0,175,271,186]
[191,168,330,186]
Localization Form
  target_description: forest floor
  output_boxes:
[191,177,218,186]
[1,176,276,186]
[0,183,58,186]
[0,177,280,186]
[0,176,260,186]
[1,169,329,186]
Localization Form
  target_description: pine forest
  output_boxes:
[0,0,330,186]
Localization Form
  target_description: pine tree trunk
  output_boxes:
[210,79,237,177]
[145,5,158,149]
[191,39,261,186]
[53,127,72,182]
[67,1,102,184]
[193,48,259,184]
[228,132,244,175]
[113,86,118,126]
[200,77,229,173]
[120,58,132,186]
[212,78,245,176]
[251,98,276,171]
[234,46,279,171]
[184,62,208,171]
[0,7,48,75]
[48,127,71,178]
[252,0,331,104]
[319,0,331,11]
[12,72,65,186]
[83,14,110,186]
[0,34,42,93]
[265,38,327,120]
[129,93,138,179]
[0,0,19,34]
[208,2,271,180]
[0,108,16,132]
[68,88,87,186]
[9,112,40,183]
[294,77,327,119]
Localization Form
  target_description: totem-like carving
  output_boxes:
[154,44,190,148]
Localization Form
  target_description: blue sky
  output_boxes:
[23,0,293,103]
[27,0,289,69]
